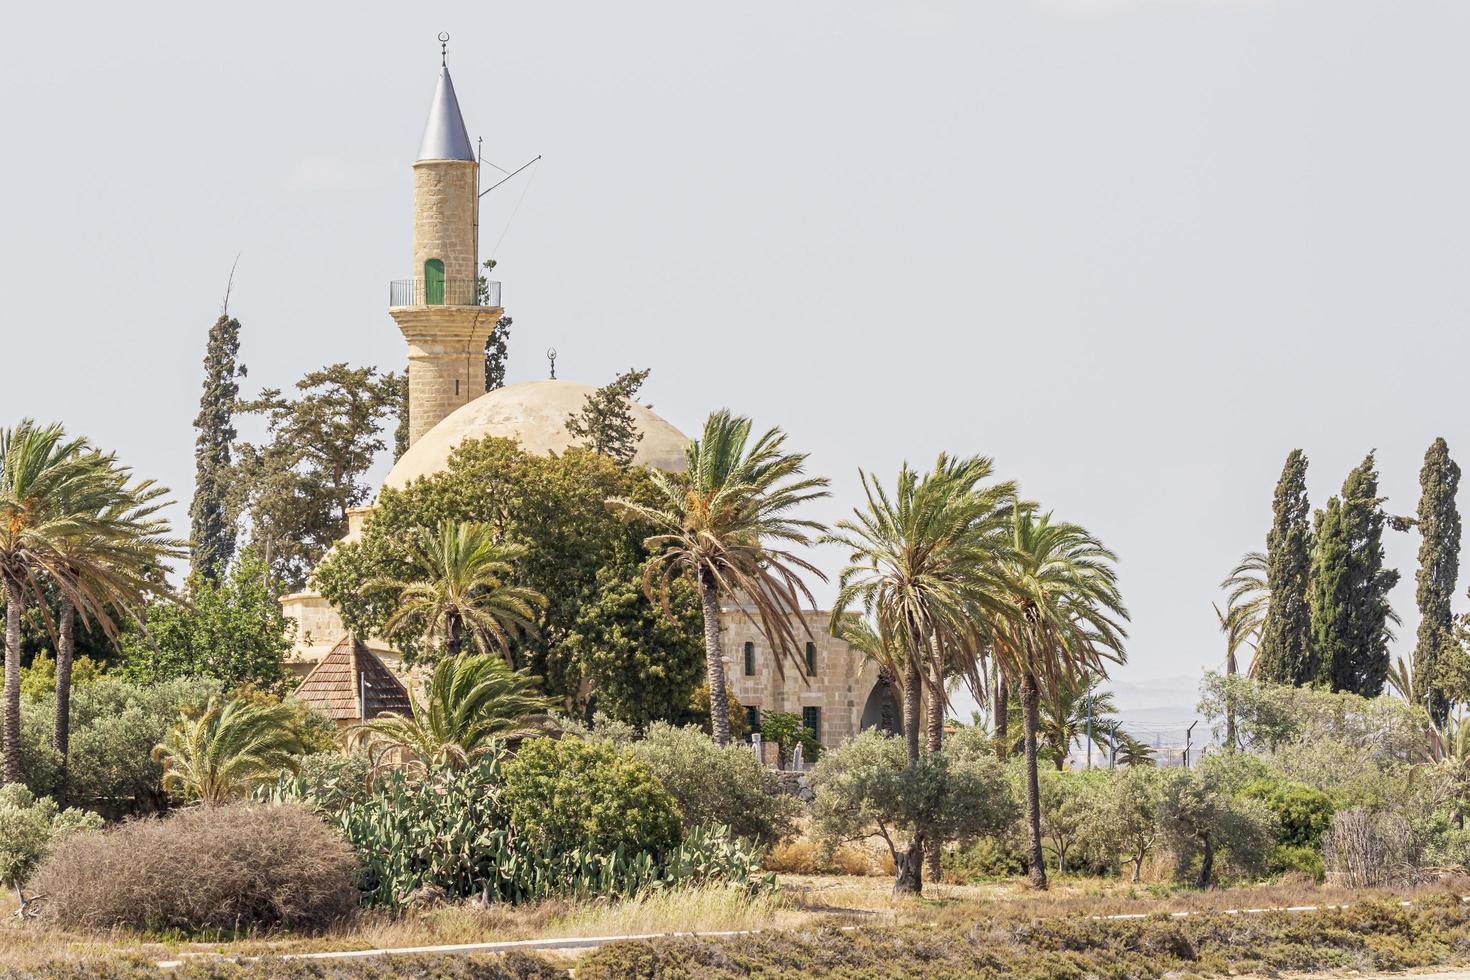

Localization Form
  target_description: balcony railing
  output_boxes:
[389,278,501,308]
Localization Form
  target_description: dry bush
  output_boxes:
[30,801,359,933]
[1324,808,1418,887]
[765,838,892,876]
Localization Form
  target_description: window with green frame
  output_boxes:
[802,706,821,743]
[744,641,755,676]
[804,641,816,676]
[745,705,760,734]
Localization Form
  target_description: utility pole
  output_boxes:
[1184,720,1198,769]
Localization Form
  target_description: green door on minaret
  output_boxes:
[424,259,445,305]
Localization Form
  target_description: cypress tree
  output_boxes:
[1415,438,1460,723]
[189,314,242,581]
[1312,452,1399,696]
[1257,450,1314,685]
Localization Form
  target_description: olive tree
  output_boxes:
[1159,758,1276,887]
[1087,764,1166,882]
[810,730,1015,895]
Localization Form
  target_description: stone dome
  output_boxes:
[382,379,689,491]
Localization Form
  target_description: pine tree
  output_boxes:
[1312,453,1400,696]
[190,314,243,581]
[1415,438,1460,722]
[1256,450,1314,685]
[565,368,651,465]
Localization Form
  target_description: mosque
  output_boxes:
[285,49,900,754]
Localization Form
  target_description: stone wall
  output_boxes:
[390,306,499,446]
[411,159,478,285]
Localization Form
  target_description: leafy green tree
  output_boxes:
[822,455,1017,762]
[1311,453,1400,696]
[1257,450,1314,686]
[563,563,705,727]
[809,730,1015,897]
[190,313,242,581]
[501,737,682,856]
[1088,764,1165,881]
[350,653,552,774]
[117,550,294,694]
[371,521,544,659]
[623,723,800,845]
[151,695,306,804]
[1159,758,1276,887]
[484,316,512,392]
[1415,438,1461,723]
[608,411,830,747]
[1241,777,1334,876]
[1036,767,1106,874]
[314,437,677,703]
[230,363,402,590]
[0,783,101,914]
[392,370,410,461]
[990,510,1128,890]
[565,368,652,465]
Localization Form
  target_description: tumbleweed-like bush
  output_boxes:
[29,801,358,933]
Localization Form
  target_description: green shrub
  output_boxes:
[758,710,818,767]
[257,750,375,812]
[943,835,1025,882]
[625,723,799,845]
[501,737,682,856]
[31,801,357,932]
[338,756,770,908]
[19,676,220,816]
[0,783,101,905]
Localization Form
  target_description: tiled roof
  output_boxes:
[294,634,413,722]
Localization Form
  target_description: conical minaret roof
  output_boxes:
[417,65,475,162]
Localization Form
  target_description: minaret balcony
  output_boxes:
[388,278,501,308]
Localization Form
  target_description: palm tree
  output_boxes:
[350,653,552,773]
[1388,655,1426,704]
[608,410,830,747]
[152,696,306,804]
[822,455,1017,764]
[990,509,1128,889]
[0,422,180,783]
[51,465,178,797]
[372,521,544,660]
[822,455,1016,894]
[1418,711,1470,829]
[834,614,908,737]
[1221,551,1268,676]
[1114,733,1156,767]
[1012,674,1121,769]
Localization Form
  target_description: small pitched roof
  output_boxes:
[295,635,412,722]
[417,65,475,162]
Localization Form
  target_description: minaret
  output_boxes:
[390,43,504,447]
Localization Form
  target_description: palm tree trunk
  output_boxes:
[993,664,1009,760]
[698,574,732,747]
[923,642,945,882]
[446,612,463,657]
[4,587,21,785]
[1021,669,1047,890]
[902,654,921,764]
[53,598,74,806]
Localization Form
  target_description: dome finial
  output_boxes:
[438,31,449,67]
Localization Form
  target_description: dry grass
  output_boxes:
[6,871,1470,973]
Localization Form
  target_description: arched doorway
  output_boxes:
[859,671,902,735]
[424,258,445,304]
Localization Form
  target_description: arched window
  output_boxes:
[805,641,817,677]
[424,258,445,305]
[743,641,755,676]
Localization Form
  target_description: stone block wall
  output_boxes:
[412,160,478,285]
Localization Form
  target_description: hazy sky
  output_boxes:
[4,1,1467,734]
